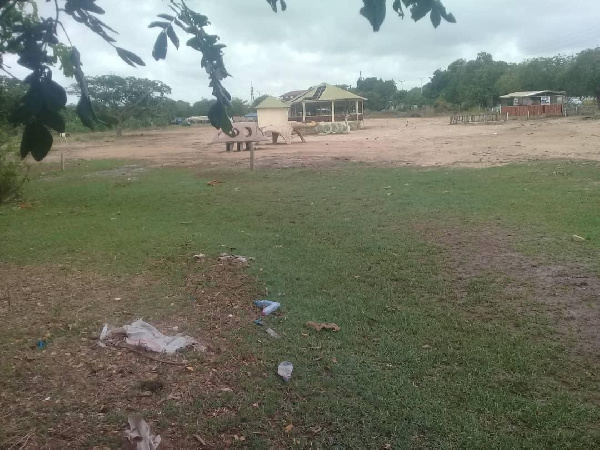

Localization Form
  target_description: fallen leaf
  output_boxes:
[193,434,206,445]
[285,424,294,433]
[305,322,341,332]
[186,366,194,372]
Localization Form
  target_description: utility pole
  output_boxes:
[418,77,426,94]
[250,81,255,103]
[398,80,406,91]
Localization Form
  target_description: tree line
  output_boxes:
[0,74,253,135]
[352,47,600,112]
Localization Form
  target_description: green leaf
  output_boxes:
[392,0,404,16]
[430,8,441,27]
[360,0,387,32]
[76,96,96,129]
[23,83,43,116]
[166,26,180,49]
[116,47,146,67]
[148,21,169,29]
[410,0,433,22]
[79,0,105,15]
[209,101,233,135]
[21,121,53,161]
[157,13,175,21]
[152,32,168,61]
[38,108,66,133]
[41,80,67,110]
[9,105,29,126]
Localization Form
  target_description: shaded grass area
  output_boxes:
[1,160,600,447]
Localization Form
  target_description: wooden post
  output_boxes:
[61,152,65,171]
[331,101,335,123]
[355,99,359,122]
[302,101,306,122]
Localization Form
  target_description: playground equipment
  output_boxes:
[211,121,270,170]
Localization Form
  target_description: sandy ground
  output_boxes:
[45,116,600,169]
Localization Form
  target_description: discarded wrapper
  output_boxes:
[218,253,254,264]
[100,319,205,354]
[125,416,161,450]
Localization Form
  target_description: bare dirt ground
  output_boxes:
[46,116,600,168]
[0,259,266,448]
[415,224,600,366]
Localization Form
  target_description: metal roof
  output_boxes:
[500,90,566,99]
[255,96,290,109]
[290,83,366,103]
[281,90,307,98]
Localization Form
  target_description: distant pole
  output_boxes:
[398,80,406,90]
[250,82,255,103]
[418,77,426,94]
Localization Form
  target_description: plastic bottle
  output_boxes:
[277,361,293,382]
[253,300,281,316]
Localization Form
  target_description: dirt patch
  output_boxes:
[43,117,600,169]
[0,258,264,448]
[414,225,600,363]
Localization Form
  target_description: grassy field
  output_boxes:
[1,159,599,448]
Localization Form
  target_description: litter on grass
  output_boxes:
[278,361,293,382]
[99,319,204,354]
[218,253,254,264]
[125,416,161,450]
[305,322,341,332]
[266,328,280,338]
[254,300,280,316]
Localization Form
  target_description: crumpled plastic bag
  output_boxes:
[100,319,205,354]
[125,416,161,450]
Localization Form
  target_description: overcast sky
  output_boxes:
[6,0,600,102]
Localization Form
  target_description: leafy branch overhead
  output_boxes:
[0,0,455,161]
[149,1,234,135]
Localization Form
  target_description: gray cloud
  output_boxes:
[5,0,600,102]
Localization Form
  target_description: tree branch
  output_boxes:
[0,65,19,80]
[0,0,18,22]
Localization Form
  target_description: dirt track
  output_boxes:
[46,117,600,168]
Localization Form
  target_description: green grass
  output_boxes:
[1,160,600,447]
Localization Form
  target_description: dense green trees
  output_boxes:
[70,75,172,135]
[423,49,600,109]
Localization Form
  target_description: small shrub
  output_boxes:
[0,131,27,204]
